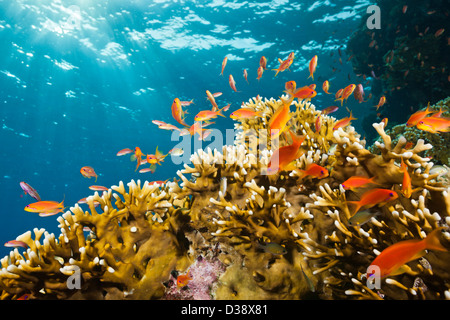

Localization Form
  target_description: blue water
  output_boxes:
[0,0,372,258]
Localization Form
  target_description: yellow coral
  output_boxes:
[1,95,449,300]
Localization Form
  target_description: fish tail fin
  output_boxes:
[369,176,380,185]
[59,194,65,208]
[289,130,306,146]
[349,111,357,121]
[347,201,361,217]
[424,228,448,252]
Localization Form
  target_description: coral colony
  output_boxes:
[1,51,450,300]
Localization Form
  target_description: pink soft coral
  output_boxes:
[162,255,226,300]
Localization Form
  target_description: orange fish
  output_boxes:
[333,111,357,130]
[260,56,267,70]
[347,188,398,217]
[220,56,228,76]
[89,185,108,191]
[307,55,318,80]
[80,166,98,182]
[132,147,145,171]
[406,103,433,127]
[400,159,412,198]
[146,146,168,165]
[315,114,322,133]
[416,116,450,133]
[335,88,344,100]
[297,163,329,180]
[171,98,189,127]
[205,90,219,111]
[291,86,317,101]
[186,121,213,141]
[368,228,447,279]
[230,108,263,120]
[194,107,226,122]
[374,96,386,111]
[257,66,264,81]
[322,80,331,94]
[402,5,407,14]
[335,84,356,106]
[267,131,305,174]
[229,74,238,92]
[177,269,193,287]
[285,80,297,92]
[342,176,378,191]
[269,97,293,139]
[434,28,445,37]
[24,199,65,214]
[430,108,443,118]
[272,57,293,77]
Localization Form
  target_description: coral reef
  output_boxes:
[1,95,449,300]
[0,181,192,299]
[347,0,450,142]
[369,97,450,166]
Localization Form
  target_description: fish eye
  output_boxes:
[389,192,394,197]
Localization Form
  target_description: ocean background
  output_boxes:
[1,0,381,258]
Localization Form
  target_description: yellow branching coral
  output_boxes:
[1,95,449,300]
[0,180,191,300]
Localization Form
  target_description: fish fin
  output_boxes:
[347,201,361,217]
[288,130,306,146]
[389,264,410,277]
[284,162,297,172]
[424,228,448,252]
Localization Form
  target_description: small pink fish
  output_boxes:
[19,182,41,201]
[321,105,339,115]
[179,99,194,107]
[89,185,109,191]
[139,164,157,174]
[243,69,249,83]
[4,240,28,249]
[220,56,228,76]
[353,84,365,103]
[229,74,238,92]
[116,148,134,156]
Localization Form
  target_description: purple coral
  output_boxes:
[162,255,226,300]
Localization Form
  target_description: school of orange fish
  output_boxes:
[9,51,450,286]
